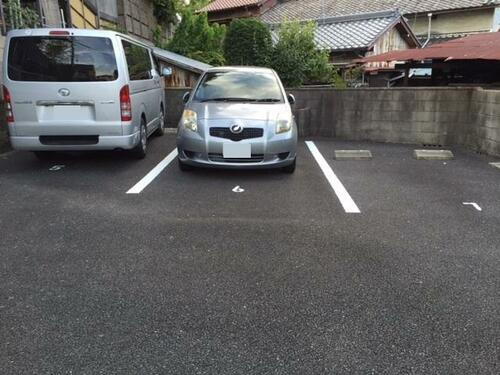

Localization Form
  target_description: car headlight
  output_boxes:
[276,118,292,134]
[182,109,198,132]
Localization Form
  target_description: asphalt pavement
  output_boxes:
[0,134,499,374]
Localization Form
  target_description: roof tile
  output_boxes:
[262,0,497,23]
[200,0,262,12]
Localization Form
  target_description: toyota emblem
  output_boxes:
[230,124,243,134]
[58,88,70,97]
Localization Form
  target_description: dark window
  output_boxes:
[193,71,284,103]
[8,36,118,82]
[122,40,152,81]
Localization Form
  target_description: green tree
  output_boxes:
[167,11,226,66]
[153,0,179,26]
[271,21,340,87]
[224,18,273,66]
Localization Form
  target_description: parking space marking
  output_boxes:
[463,202,482,211]
[126,148,178,194]
[305,141,361,214]
[232,185,245,193]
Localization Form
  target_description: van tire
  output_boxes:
[282,158,296,174]
[131,118,147,159]
[33,151,55,161]
[154,107,165,136]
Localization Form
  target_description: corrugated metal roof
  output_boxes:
[360,32,500,62]
[271,11,408,51]
[199,0,262,12]
[152,48,212,73]
[262,0,498,23]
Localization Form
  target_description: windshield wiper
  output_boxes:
[255,98,281,103]
[200,98,258,103]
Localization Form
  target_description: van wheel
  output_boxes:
[155,107,165,136]
[282,158,296,174]
[33,151,55,161]
[131,119,147,159]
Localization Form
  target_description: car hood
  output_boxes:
[189,102,291,121]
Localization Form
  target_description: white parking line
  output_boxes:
[126,148,178,194]
[305,141,361,213]
[463,202,482,211]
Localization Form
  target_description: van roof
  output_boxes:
[6,28,153,49]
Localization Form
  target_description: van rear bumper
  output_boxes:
[10,132,140,151]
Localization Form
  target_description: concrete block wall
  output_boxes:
[288,87,474,147]
[470,89,500,157]
[289,87,500,157]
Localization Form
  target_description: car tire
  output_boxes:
[154,107,165,137]
[33,151,55,161]
[131,118,147,159]
[282,158,296,174]
[178,158,193,171]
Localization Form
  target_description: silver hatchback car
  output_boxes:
[176,67,298,173]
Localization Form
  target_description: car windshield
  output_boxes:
[193,71,284,103]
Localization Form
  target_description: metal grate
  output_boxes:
[210,127,263,141]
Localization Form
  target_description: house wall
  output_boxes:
[70,0,98,29]
[407,8,495,39]
[117,0,157,41]
[364,25,412,70]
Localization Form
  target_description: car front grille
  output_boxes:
[209,127,263,141]
[208,153,264,163]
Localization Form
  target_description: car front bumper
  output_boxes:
[177,129,297,169]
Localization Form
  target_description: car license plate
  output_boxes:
[223,143,251,158]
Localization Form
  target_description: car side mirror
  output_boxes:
[287,93,296,105]
[161,67,173,77]
[182,91,190,104]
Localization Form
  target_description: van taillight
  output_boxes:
[120,85,132,122]
[3,86,14,123]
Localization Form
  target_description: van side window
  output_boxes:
[122,40,152,81]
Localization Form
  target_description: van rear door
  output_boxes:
[6,33,123,137]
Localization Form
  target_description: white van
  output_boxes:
[3,28,169,159]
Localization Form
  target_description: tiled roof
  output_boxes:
[199,0,262,13]
[271,11,410,51]
[262,0,498,23]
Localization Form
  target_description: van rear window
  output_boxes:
[8,36,118,82]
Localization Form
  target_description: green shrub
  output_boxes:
[271,21,339,87]
[224,18,273,66]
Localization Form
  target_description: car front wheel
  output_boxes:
[282,158,296,174]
